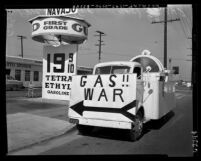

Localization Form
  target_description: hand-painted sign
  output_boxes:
[42,44,77,100]
[80,74,136,107]
[69,74,137,120]
[46,8,78,16]
[70,100,137,122]
[29,16,91,44]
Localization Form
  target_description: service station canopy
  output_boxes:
[28,15,91,45]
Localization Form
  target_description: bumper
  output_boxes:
[69,117,132,129]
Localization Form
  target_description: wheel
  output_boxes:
[76,124,94,135]
[129,111,144,141]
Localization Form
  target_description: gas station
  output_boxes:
[6,7,194,155]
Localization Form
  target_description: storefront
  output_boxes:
[6,55,93,87]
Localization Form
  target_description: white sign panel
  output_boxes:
[46,8,78,16]
[30,17,89,44]
[70,74,137,108]
[42,44,77,100]
[32,17,88,38]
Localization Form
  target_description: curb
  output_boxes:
[11,97,69,105]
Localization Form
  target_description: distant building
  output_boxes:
[172,66,180,81]
[6,55,93,87]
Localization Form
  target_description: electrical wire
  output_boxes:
[177,8,192,37]
[180,16,191,37]
[175,10,189,40]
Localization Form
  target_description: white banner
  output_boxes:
[69,74,137,122]
[70,74,137,108]
[42,44,77,100]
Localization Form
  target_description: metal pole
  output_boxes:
[95,31,105,63]
[151,7,180,69]
[164,7,167,69]
[21,37,23,58]
[17,35,27,58]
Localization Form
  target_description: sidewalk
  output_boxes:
[6,97,75,153]
[7,113,75,153]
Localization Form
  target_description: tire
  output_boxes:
[77,124,94,135]
[129,111,144,141]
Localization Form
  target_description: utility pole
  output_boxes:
[152,7,180,69]
[94,31,106,63]
[17,35,27,58]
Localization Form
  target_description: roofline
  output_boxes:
[95,61,138,65]
[94,61,141,68]
[6,55,42,62]
[78,66,93,69]
[6,55,93,69]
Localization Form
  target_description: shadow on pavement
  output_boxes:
[143,110,175,131]
[78,126,132,142]
[77,110,175,142]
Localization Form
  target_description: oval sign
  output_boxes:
[29,16,91,44]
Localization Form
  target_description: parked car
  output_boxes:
[6,75,24,91]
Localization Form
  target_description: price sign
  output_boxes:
[42,44,77,100]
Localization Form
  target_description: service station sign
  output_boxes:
[29,16,90,44]
[42,44,77,100]
[29,14,90,101]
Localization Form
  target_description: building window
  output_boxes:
[34,71,39,81]
[172,66,179,74]
[15,69,21,81]
[25,70,30,81]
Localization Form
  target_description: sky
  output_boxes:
[6,6,192,81]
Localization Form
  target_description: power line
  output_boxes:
[183,15,192,34]
[175,9,191,39]
[94,30,106,63]
[175,9,192,49]
[179,19,188,38]
[180,16,191,37]
[184,8,192,25]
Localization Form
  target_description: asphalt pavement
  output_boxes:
[6,86,193,155]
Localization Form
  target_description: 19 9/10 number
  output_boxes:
[47,53,75,73]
